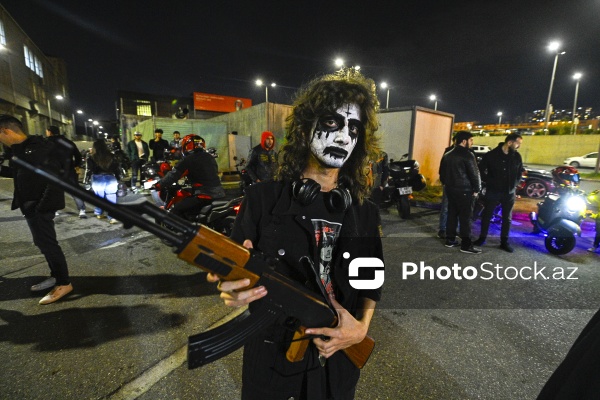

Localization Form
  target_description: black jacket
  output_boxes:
[160,149,225,198]
[0,136,65,215]
[439,145,481,193]
[46,135,81,182]
[478,143,524,194]
[148,138,170,160]
[246,144,277,182]
[230,180,383,399]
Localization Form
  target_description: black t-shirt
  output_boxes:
[303,191,345,296]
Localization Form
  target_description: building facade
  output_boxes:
[0,4,71,137]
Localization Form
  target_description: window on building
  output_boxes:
[136,102,152,116]
[0,20,6,46]
[23,45,44,78]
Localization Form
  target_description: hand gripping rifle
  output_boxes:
[12,156,374,369]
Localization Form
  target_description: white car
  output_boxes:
[563,152,598,168]
[471,145,492,156]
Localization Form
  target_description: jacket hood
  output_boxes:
[260,131,274,150]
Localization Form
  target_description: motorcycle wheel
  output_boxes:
[397,196,410,219]
[545,228,576,255]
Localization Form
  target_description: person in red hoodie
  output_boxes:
[246,131,277,183]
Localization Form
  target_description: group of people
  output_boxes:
[2,66,600,398]
[439,130,524,254]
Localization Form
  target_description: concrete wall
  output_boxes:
[472,135,600,165]
[209,102,292,152]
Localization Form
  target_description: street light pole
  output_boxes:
[380,82,390,109]
[571,72,582,134]
[429,94,438,111]
[497,112,503,125]
[543,41,565,134]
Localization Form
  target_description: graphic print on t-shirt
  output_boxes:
[311,219,342,295]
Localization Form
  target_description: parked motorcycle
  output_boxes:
[153,181,242,236]
[381,153,426,219]
[530,185,588,255]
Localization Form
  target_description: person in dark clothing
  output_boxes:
[0,115,73,304]
[159,134,225,218]
[206,68,384,399]
[473,133,524,252]
[45,125,87,218]
[439,130,482,254]
[369,150,389,206]
[246,131,277,182]
[87,139,121,223]
[148,128,170,161]
[537,307,600,399]
[126,132,149,192]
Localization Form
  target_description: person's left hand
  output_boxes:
[304,295,368,359]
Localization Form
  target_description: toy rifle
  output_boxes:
[12,156,374,369]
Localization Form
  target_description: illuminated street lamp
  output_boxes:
[380,82,391,109]
[334,58,344,68]
[571,72,582,134]
[429,94,438,110]
[543,41,566,133]
[255,79,276,103]
[497,112,503,125]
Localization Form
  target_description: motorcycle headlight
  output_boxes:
[566,196,586,213]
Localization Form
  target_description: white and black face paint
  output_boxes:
[310,103,363,168]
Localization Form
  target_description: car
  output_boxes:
[472,145,492,156]
[563,152,598,169]
[516,168,556,198]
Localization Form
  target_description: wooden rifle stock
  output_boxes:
[12,155,375,369]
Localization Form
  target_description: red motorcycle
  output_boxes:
[152,178,242,236]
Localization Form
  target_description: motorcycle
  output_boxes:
[381,154,426,219]
[153,181,242,236]
[232,156,253,193]
[530,186,588,255]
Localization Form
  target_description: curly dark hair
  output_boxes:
[277,68,380,203]
[91,139,115,171]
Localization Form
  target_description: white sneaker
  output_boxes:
[79,209,87,219]
[109,219,119,225]
[31,277,56,292]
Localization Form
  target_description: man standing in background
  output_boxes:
[127,132,149,192]
[246,131,277,183]
[149,128,169,161]
[45,125,87,218]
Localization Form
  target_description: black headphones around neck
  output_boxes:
[291,178,352,213]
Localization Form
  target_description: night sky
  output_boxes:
[4,0,600,124]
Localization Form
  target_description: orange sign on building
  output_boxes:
[193,92,252,113]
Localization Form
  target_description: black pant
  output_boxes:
[25,211,70,285]
[446,188,475,248]
[130,159,146,187]
[479,191,515,244]
[171,196,212,220]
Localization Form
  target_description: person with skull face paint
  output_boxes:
[207,68,383,399]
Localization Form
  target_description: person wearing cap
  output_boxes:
[0,115,73,304]
[246,131,277,183]
[439,130,482,254]
[127,132,149,192]
[45,125,88,218]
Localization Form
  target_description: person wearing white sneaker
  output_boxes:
[87,139,121,222]
[0,115,73,305]
[79,209,87,219]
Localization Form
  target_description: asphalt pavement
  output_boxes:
[1,177,599,400]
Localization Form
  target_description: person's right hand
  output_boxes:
[206,239,268,307]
